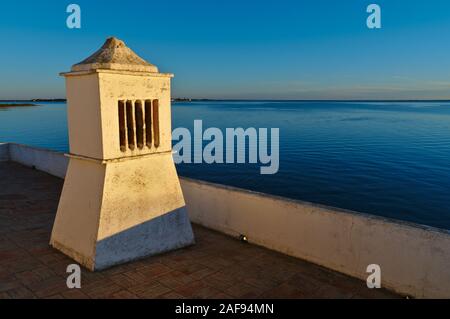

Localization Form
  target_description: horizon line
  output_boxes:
[2,98,450,103]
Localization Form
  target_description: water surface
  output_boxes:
[1,101,450,230]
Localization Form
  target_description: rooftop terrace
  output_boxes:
[0,161,399,299]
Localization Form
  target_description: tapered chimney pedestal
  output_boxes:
[50,37,195,271]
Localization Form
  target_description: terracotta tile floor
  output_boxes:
[0,162,400,299]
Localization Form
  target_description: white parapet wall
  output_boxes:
[181,178,450,298]
[8,143,68,178]
[2,142,450,298]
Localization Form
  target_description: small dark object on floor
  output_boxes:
[239,234,248,243]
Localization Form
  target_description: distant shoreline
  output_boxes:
[0,103,37,108]
[0,99,66,103]
[2,98,450,103]
[172,99,450,103]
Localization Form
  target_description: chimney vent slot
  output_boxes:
[153,100,160,148]
[119,99,160,152]
[145,100,153,148]
[118,101,126,152]
[126,100,135,150]
[135,101,144,150]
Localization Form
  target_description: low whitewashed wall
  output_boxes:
[2,143,450,298]
[181,178,450,298]
[8,143,68,178]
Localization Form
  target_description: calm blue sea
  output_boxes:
[1,101,450,230]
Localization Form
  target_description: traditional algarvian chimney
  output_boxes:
[50,37,195,271]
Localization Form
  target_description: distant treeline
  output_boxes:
[0,103,36,107]
[0,99,67,102]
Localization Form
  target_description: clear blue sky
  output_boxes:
[1,0,450,100]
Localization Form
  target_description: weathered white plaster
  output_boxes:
[9,143,68,177]
[95,206,194,270]
[49,37,194,270]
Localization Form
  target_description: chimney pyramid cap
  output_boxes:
[71,37,159,73]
